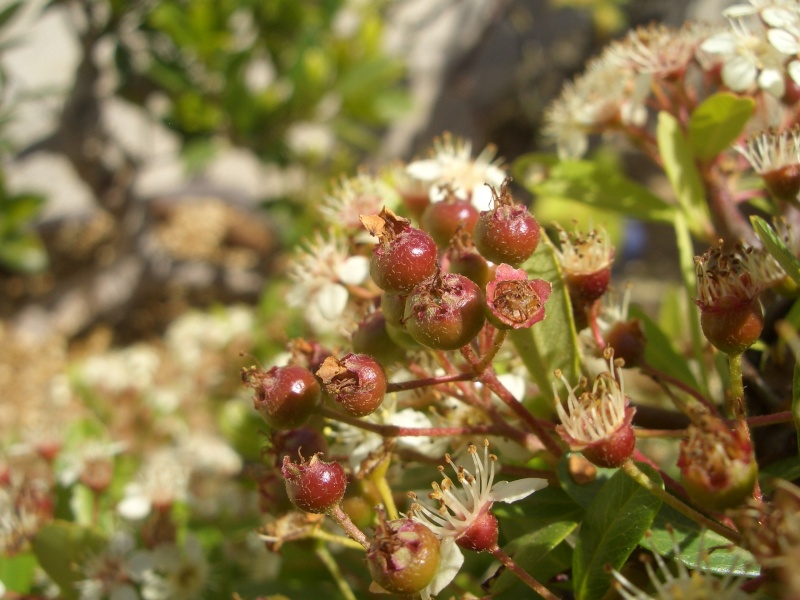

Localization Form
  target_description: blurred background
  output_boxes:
[0,2,740,596]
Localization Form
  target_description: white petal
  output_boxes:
[700,32,737,55]
[759,68,786,98]
[558,131,588,160]
[336,255,370,285]
[767,28,800,54]
[315,283,348,320]
[763,8,799,29]
[425,537,464,597]
[722,5,758,19]
[722,55,757,91]
[470,184,494,212]
[497,373,526,402]
[117,493,152,520]
[789,60,800,85]
[490,477,549,503]
[406,159,442,182]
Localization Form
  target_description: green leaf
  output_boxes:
[751,215,800,285]
[556,453,619,510]
[494,485,584,527]
[0,1,23,31]
[688,93,755,160]
[514,153,676,224]
[0,233,48,273]
[572,464,662,600]
[649,504,759,576]
[628,304,701,392]
[656,112,710,237]
[510,234,580,403]
[32,521,106,600]
[0,552,37,593]
[491,522,578,596]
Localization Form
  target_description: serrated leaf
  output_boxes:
[32,521,106,600]
[573,464,662,600]
[688,93,755,160]
[509,234,580,402]
[649,504,759,576]
[514,153,676,224]
[628,304,701,391]
[657,112,710,237]
[751,215,800,285]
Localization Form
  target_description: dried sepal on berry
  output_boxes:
[361,207,439,294]
[316,353,387,417]
[553,350,636,468]
[280,452,347,514]
[242,365,321,430]
[678,410,757,512]
[485,263,552,329]
[473,180,540,267]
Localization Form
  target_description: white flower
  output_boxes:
[735,127,800,174]
[409,441,547,545]
[700,16,788,97]
[287,231,369,331]
[139,535,208,600]
[321,173,400,232]
[56,439,126,487]
[406,134,506,211]
[76,532,152,600]
[117,450,189,520]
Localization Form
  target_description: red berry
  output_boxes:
[351,311,406,365]
[316,353,387,417]
[700,299,764,355]
[270,427,329,468]
[362,208,438,294]
[243,365,321,429]
[485,263,551,330]
[406,272,486,350]
[445,228,491,288]
[473,181,539,267]
[281,453,347,513]
[367,517,442,595]
[421,197,479,248]
[605,319,646,367]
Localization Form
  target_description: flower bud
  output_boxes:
[678,414,757,511]
[367,515,442,596]
[281,453,347,514]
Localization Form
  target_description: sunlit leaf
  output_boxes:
[573,464,662,600]
[688,93,754,160]
[751,215,800,285]
[510,234,580,403]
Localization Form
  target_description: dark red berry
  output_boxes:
[605,319,646,367]
[316,353,387,417]
[406,271,486,350]
[367,516,442,595]
[362,208,438,294]
[351,311,406,365]
[270,427,329,468]
[421,197,479,248]
[243,365,321,429]
[580,421,637,469]
[445,227,491,289]
[473,181,539,266]
[281,453,347,513]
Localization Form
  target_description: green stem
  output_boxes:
[326,504,369,550]
[315,541,358,600]
[490,545,559,600]
[310,529,367,552]
[474,329,508,373]
[728,352,746,420]
[620,459,741,545]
